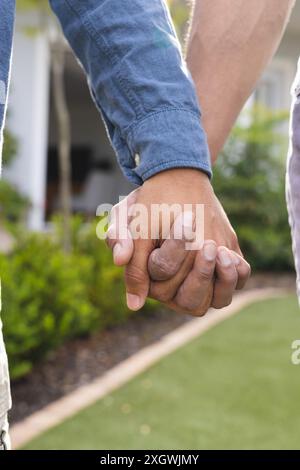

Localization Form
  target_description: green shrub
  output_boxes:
[0,129,30,228]
[2,130,18,167]
[0,180,30,226]
[53,215,133,327]
[0,218,150,380]
[0,233,97,379]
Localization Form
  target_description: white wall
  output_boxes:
[3,14,50,230]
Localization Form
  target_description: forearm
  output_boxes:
[186,0,295,164]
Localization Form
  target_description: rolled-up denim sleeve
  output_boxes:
[49,0,212,185]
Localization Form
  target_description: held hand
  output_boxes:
[106,169,251,314]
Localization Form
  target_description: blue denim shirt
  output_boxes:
[0,0,15,159]
[0,0,211,185]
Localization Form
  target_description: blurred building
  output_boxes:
[3,4,300,230]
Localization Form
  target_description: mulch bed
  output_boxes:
[9,273,296,424]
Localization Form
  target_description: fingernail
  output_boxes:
[218,248,232,267]
[203,242,217,261]
[113,243,122,261]
[126,293,144,311]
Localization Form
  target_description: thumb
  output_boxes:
[125,239,152,311]
[106,226,134,267]
[106,192,137,266]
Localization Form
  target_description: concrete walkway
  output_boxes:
[10,288,287,449]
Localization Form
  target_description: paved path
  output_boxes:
[10,288,288,449]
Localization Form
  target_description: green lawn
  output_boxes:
[24,295,300,450]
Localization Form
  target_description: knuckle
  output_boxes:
[125,264,148,287]
[150,252,178,279]
[196,267,213,282]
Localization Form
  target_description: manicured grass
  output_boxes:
[24,295,300,450]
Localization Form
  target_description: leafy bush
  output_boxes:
[1,129,30,228]
[2,130,18,166]
[53,215,134,327]
[0,180,30,226]
[0,233,97,379]
[0,218,151,380]
[214,106,293,271]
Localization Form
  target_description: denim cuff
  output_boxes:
[123,108,212,185]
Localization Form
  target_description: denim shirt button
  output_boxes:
[134,153,140,167]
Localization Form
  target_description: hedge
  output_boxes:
[0,219,149,380]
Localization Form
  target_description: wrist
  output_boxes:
[144,168,211,192]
